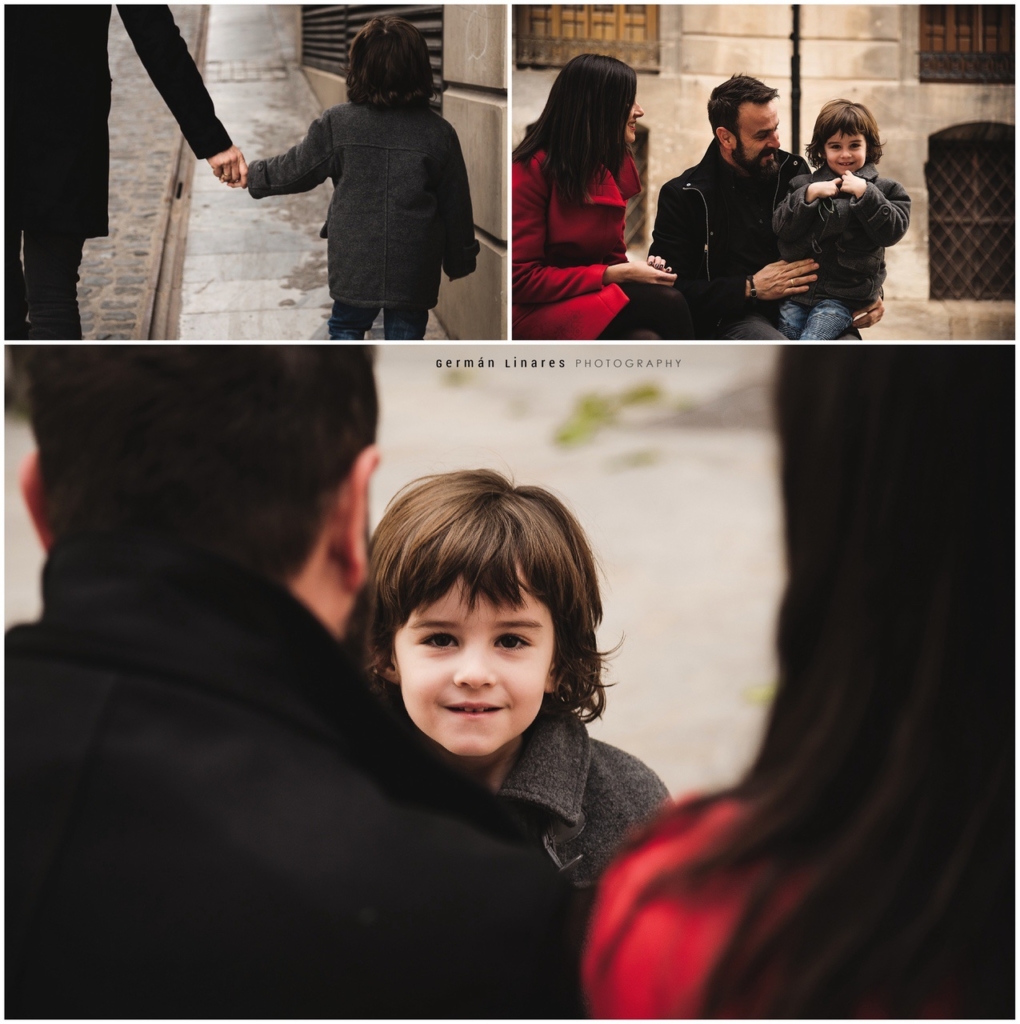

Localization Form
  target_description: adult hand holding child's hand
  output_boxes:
[208,144,248,188]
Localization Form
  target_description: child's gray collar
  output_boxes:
[498,714,590,826]
[814,161,879,182]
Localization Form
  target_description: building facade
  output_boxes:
[513,4,1014,304]
[300,4,507,339]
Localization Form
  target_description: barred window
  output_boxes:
[919,5,1014,82]
[516,5,659,72]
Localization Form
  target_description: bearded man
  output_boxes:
[648,75,884,339]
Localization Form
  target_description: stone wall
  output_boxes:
[512,4,1014,302]
[436,5,507,340]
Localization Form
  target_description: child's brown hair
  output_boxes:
[367,469,610,722]
[346,16,436,109]
[806,98,884,169]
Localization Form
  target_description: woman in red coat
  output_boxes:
[512,54,693,340]
[583,348,1012,1018]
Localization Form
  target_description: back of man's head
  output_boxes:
[708,74,779,136]
[26,346,378,581]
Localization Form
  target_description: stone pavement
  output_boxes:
[79,5,203,340]
[179,5,447,340]
[4,345,779,797]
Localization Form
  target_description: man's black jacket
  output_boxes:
[6,6,232,237]
[6,533,579,1018]
[649,141,808,338]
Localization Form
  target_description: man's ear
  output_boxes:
[715,125,736,154]
[19,450,54,552]
[332,444,380,595]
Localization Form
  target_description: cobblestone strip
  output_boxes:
[79,5,204,340]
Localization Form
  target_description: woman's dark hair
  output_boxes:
[512,53,636,206]
[366,469,612,722]
[604,347,1014,1017]
[346,16,435,108]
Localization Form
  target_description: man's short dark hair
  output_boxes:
[346,16,436,108]
[26,346,378,581]
[708,74,780,136]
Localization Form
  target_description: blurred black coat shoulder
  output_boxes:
[6,5,231,236]
[5,532,579,1018]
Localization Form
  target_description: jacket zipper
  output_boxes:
[680,184,712,282]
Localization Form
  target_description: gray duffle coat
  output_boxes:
[498,714,670,889]
[772,162,910,306]
[248,102,479,310]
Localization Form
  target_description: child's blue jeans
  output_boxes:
[328,300,429,340]
[778,298,855,340]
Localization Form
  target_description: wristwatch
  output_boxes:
[747,274,757,302]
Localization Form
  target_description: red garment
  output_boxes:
[512,151,641,340]
[583,797,958,1019]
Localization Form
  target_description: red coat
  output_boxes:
[583,797,958,1018]
[512,152,641,340]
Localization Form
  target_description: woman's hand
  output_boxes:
[603,261,677,286]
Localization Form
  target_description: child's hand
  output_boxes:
[840,171,867,198]
[807,180,841,202]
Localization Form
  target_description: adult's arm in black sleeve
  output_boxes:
[117,5,232,160]
[649,180,746,335]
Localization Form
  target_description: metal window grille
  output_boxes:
[625,126,648,248]
[516,5,659,71]
[301,5,444,110]
[919,5,1014,82]
[926,137,1015,300]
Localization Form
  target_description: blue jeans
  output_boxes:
[778,298,855,341]
[327,300,429,340]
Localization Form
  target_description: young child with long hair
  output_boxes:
[365,469,669,888]
[244,17,478,340]
[772,99,910,340]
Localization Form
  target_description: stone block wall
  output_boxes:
[436,5,507,339]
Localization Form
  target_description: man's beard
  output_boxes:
[734,139,779,180]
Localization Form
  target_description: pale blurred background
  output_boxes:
[6,344,783,797]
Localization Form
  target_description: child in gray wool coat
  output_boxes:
[365,469,670,889]
[245,16,478,340]
[773,99,910,340]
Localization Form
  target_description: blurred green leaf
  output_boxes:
[743,682,777,706]
[606,449,661,472]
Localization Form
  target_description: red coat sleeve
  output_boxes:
[512,158,609,305]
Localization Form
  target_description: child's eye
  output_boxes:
[423,633,456,648]
[496,634,530,650]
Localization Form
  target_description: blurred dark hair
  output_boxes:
[806,97,884,168]
[366,469,611,722]
[708,74,779,136]
[346,16,435,108]
[26,346,378,582]
[512,53,636,206]
[604,347,1014,1017]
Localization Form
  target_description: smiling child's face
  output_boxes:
[385,583,556,790]
[825,131,867,175]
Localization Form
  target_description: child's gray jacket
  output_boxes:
[248,102,479,310]
[772,162,910,306]
[498,714,670,889]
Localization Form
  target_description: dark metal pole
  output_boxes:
[790,5,801,157]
